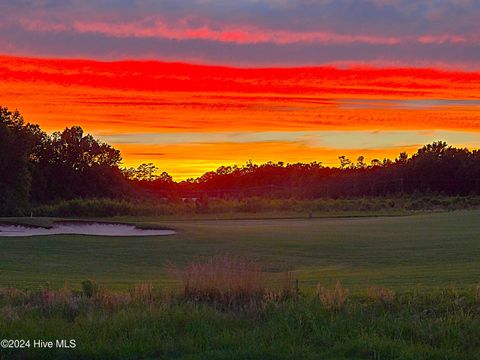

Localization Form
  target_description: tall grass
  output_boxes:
[169,256,266,309]
[316,281,350,310]
[1,281,480,359]
[0,256,479,358]
[32,198,193,217]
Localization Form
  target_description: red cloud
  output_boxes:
[20,17,404,45]
[19,16,480,48]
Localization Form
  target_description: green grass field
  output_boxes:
[2,289,480,360]
[1,209,479,290]
[1,210,480,359]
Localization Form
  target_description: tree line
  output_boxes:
[1,106,480,215]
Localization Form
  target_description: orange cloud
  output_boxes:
[1,80,479,135]
[1,55,479,179]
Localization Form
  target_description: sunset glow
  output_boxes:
[1,55,480,179]
[1,0,480,179]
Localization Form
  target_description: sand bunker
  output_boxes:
[0,222,175,237]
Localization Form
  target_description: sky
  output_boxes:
[1,0,480,179]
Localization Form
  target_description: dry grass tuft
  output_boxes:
[0,288,26,305]
[37,286,72,309]
[262,271,300,307]
[316,281,349,310]
[96,291,130,310]
[170,255,266,309]
[131,283,154,303]
[367,286,396,306]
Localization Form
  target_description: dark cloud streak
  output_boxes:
[1,0,479,68]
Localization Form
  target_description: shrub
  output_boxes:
[31,195,480,217]
[81,279,99,298]
[32,198,188,217]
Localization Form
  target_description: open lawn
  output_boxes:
[1,210,480,359]
[1,210,479,290]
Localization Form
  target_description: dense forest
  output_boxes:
[1,106,480,215]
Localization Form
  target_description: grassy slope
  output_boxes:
[0,210,479,290]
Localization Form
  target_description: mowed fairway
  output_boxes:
[0,210,479,290]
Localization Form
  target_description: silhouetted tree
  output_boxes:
[31,126,126,202]
[2,106,480,216]
[0,107,44,215]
